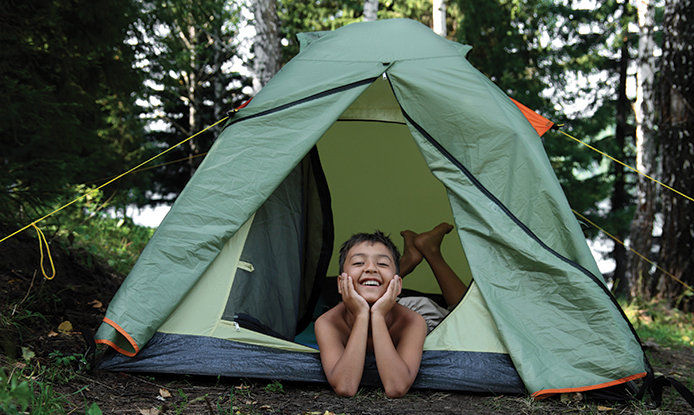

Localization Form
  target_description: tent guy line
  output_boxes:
[556,129,694,203]
[2,92,691,249]
[572,209,693,292]
[0,116,230,247]
[1,115,689,294]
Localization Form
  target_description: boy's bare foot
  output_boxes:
[414,223,453,257]
[399,230,423,277]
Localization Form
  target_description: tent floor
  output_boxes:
[98,332,526,394]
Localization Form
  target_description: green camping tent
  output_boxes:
[96,18,649,398]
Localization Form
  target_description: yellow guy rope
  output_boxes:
[0,116,229,249]
[31,223,55,280]
[572,209,694,292]
[557,129,694,203]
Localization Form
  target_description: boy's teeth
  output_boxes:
[362,281,380,286]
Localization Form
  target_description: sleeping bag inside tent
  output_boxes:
[96,18,650,398]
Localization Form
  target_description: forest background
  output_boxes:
[2,0,692,308]
[1,0,693,413]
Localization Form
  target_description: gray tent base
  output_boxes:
[98,332,525,394]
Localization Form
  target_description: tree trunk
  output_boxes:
[364,0,378,21]
[656,0,694,311]
[186,24,199,179]
[433,0,446,37]
[253,0,281,92]
[628,0,658,299]
[610,20,631,300]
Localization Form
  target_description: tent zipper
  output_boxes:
[224,76,381,129]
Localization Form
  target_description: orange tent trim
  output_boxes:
[511,98,554,137]
[531,372,648,400]
[96,317,140,357]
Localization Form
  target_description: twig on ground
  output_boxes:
[11,269,36,316]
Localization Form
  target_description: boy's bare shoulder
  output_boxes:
[315,303,349,335]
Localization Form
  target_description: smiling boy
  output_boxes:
[314,231,428,398]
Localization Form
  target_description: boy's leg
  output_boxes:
[415,223,468,307]
[399,230,423,277]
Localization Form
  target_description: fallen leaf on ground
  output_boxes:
[47,330,59,337]
[159,388,171,398]
[13,362,26,369]
[58,320,73,333]
[235,384,250,390]
[323,411,336,415]
[597,405,613,411]
[260,405,271,409]
[139,408,160,415]
[89,299,103,308]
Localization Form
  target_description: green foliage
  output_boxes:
[85,403,103,415]
[30,380,70,415]
[0,0,147,227]
[278,0,362,63]
[623,300,694,349]
[264,379,284,393]
[34,186,155,275]
[48,351,89,383]
[0,310,46,360]
[173,388,189,414]
[278,0,437,64]
[0,361,72,415]
[0,368,31,415]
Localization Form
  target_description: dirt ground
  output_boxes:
[1,229,693,414]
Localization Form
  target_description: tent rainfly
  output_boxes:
[96,19,651,399]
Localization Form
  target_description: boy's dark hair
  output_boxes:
[338,231,401,274]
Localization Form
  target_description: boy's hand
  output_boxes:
[371,275,402,318]
[339,273,370,317]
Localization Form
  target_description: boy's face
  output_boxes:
[342,241,397,304]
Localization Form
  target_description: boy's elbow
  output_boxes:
[383,379,411,398]
[332,384,359,397]
[384,385,409,398]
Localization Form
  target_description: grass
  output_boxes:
[0,352,88,414]
[622,299,694,349]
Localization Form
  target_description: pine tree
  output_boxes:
[0,0,144,226]
[136,0,251,204]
